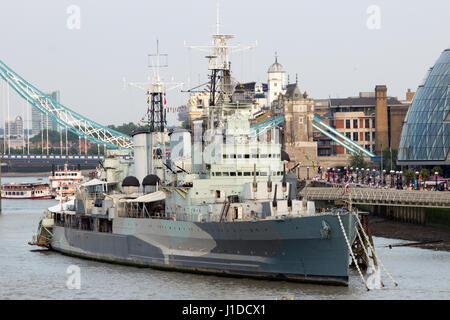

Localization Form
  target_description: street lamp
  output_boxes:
[415,171,419,190]
[327,167,330,183]
[390,170,394,188]
[399,171,403,189]
[395,171,400,189]
[382,169,386,186]
[435,171,439,191]
[307,167,310,180]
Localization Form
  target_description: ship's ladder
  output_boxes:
[219,200,230,222]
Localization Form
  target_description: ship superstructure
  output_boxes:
[30,98,358,285]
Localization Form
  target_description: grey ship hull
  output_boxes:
[50,213,357,286]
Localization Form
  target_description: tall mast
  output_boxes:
[147,39,167,133]
[124,41,183,131]
[184,1,257,129]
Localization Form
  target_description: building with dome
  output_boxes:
[4,115,23,137]
[267,55,287,105]
[398,48,450,171]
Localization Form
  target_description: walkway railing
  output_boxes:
[300,187,450,208]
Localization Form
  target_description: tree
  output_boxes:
[181,119,190,130]
[403,169,415,184]
[432,166,443,176]
[382,148,398,172]
[87,145,104,155]
[350,153,366,169]
[420,168,430,181]
[29,129,61,144]
[107,122,149,136]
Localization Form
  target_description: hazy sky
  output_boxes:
[0,0,449,127]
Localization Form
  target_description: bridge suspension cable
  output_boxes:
[0,59,133,150]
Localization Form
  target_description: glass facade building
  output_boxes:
[398,48,450,166]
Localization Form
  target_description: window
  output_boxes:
[365,145,370,151]
[365,119,370,128]
[353,119,358,128]
[346,120,350,129]
[244,154,250,158]
[237,172,242,176]
[365,132,370,141]
[372,132,376,141]
[223,172,229,176]
[345,132,351,139]
[244,172,251,176]
[260,172,267,176]
[353,132,359,141]
[216,172,222,176]
[230,172,236,176]
[372,119,375,128]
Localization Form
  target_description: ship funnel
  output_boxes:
[272,184,277,209]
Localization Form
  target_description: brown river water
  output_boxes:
[0,176,449,300]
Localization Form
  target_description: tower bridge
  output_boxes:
[0,59,133,151]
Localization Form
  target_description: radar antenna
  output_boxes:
[123,40,183,132]
[184,1,257,129]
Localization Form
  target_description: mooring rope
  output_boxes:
[355,227,384,287]
[337,213,369,291]
[352,212,398,287]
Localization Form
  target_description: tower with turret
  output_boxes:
[267,54,287,105]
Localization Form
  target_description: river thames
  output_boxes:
[0,176,449,300]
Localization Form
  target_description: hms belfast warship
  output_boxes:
[30,16,358,286]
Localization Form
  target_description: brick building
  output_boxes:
[314,87,413,157]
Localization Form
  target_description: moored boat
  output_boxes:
[1,182,55,199]
[49,163,83,201]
